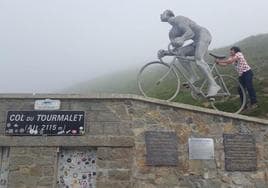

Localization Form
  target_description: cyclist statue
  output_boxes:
[157,10,220,96]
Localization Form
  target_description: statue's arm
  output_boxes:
[176,23,195,41]
[168,23,194,48]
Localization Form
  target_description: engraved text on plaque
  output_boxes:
[145,131,178,166]
[223,134,257,171]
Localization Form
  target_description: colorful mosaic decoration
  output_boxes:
[57,149,96,188]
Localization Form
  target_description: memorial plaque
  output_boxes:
[5,111,85,136]
[223,134,257,171]
[188,138,214,160]
[34,99,61,110]
[145,131,178,166]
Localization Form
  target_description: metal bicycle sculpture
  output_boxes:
[137,44,246,114]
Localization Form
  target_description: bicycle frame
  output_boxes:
[160,55,232,99]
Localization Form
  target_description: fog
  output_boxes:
[1,0,268,93]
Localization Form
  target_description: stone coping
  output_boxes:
[0,135,134,147]
[0,93,267,125]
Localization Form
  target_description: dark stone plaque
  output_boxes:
[5,111,85,136]
[145,131,178,166]
[223,134,257,171]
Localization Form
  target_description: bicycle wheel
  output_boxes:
[137,61,180,101]
[210,75,246,113]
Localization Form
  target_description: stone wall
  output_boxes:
[0,94,268,188]
[8,147,57,188]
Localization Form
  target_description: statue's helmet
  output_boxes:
[161,9,175,22]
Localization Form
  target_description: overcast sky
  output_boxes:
[1,0,268,93]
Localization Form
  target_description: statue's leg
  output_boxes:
[177,45,199,84]
[194,36,220,96]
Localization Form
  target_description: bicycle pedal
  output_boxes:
[182,83,190,88]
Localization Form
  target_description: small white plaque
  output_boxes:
[34,99,61,110]
[188,138,214,160]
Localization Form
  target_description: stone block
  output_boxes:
[108,103,131,121]
[29,165,43,176]
[155,173,179,185]
[97,181,132,188]
[263,144,268,160]
[213,116,231,123]
[118,123,133,136]
[86,111,99,122]
[255,181,268,188]
[130,119,146,129]
[107,159,131,169]
[221,175,232,184]
[37,176,54,186]
[249,171,266,180]
[188,160,203,175]
[96,147,110,160]
[97,111,120,122]
[103,122,119,135]
[132,182,155,188]
[69,101,92,111]
[223,123,237,133]
[231,173,251,185]
[57,99,71,110]
[97,159,106,168]
[35,155,56,165]
[108,169,131,181]
[39,148,57,156]
[109,148,133,160]
[96,170,108,181]
[10,156,34,166]
[8,173,38,187]
[168,110,188,123]
[89,101,110,111]
[108,136,134,147]
[42,166,54,176]
[10,147,27,155]
[7,183,28,188]
[19,166,30,174]
[89,122,104,135]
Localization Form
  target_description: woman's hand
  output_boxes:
[215,59,227,66]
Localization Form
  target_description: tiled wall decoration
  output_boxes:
[57,148,96,188]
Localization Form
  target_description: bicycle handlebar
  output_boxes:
[209,53,226,59]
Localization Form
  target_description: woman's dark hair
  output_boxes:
[230,46,241,53]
